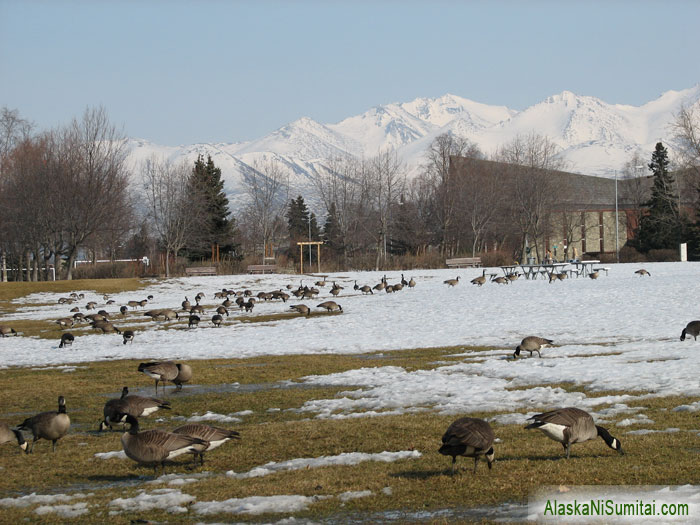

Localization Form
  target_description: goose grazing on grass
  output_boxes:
[514,336,553,358]
[680,320,700,341]
[59,333,74,348]
[173,363,192,391]
[122,330,134,345]
[172,423,240,466]
[18,396,70,453]
[56,317,74,328]
[439,417,495,474]
[0,422,26,452]
[138,361,178,394]
[0,326,17,337]
[216,306,229,317]
[290,304,311,316]
[121,415,208,475]
[317,301,342,313]
[444,276,460,287]
[525,407,623,459]
[99,386,171,431]
[635,269,651,277]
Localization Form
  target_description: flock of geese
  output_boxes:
[0,265,697,478]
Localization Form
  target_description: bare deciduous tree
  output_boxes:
[142,156,200,277]
[240,157,289,262]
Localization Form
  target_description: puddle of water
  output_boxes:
[323,502,527,524]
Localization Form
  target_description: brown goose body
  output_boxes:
[317,301,342,312]
[439,417,495,474]
[121,415,208,474]
[290,304,310,316]
[525,407,623,458]
[100,387,171,431]
[172,423,240,465]
[359,285,373,295]
[18,396,70,453]
[514,336,553,358]
[0,326,17,337]
[444,276,460,287]
[635,269,651,277]
[138,361,178,393]
[173,363,192,390]
[680,320,700,341]
[0,422,27,452]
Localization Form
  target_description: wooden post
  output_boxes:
[299,244,303,274]
[317,243,320,272]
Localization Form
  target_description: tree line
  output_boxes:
[1,104,699,281]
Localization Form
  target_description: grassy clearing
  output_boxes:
[0,348,699,524]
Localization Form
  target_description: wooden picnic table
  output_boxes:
[570,260,600,278]
[502,262,568,280]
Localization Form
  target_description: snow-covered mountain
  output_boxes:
[125,85,700,205]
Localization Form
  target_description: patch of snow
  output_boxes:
[109,488,194,514]
[186,411,241,423]
[34,502,89,518]
[192,495,330,515]
[338,490,372,502]
[0,492,90,507]
[94,450,127,460]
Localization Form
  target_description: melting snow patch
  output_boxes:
[226,450,421,479]
[382,486,393,496]
[338,490,372,502]
[94,450,127,459]
[673,401,700,412]
[35,502,89,518]
[626,428,681,435]
[148,472,211,486]
[109,488,195,514]
[616,414,654,427]
[0,492,90,507]
[187,411,242,423]
[193,495,329,515]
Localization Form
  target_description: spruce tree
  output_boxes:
[323,202,343,256]
[636,142,681,252]
[286,195,310,262]
[187,155,238,260]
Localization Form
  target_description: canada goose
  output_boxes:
[122,330,135,345]
[290,304,311,316]
[408,277,416,288]
[275,292,290,302]
[85,313,108,323]
[97,309,109,317]
[353,280,359,291]
[556,272,567,281]
[159,309,179,321]
[182,297,191,311]
[492,276,508,285]
[144,309,164,320]
[138,299,147,308]
[589,270,599,280]
[444,276,460,287]
[360,285,373,295]
[56,317,74,329]
[439,417,495,474]
[18,396,70,453]
[58,297,70,304]
[0,422,26,452]
[222,298,233,308]
[525,407,624,459]
[119,306,128,315]
[70,306,80,312]
[147,295,154,301]
[211,314,223,327]
[235,296,246,309]
[471,270,487,287]
[0,326,17,337]
[121,415,208,475]
[506,272,520,282]
[244,299,255,312]
[315,280,326,287]
[317,301,342,313]
[195,292,205,302]
[635,269,651,277]
[190,304,204,315]
[69,292,78,299]
[99,386,171,431]
[394,283,404,291]
[214,291,229,299]
[173,363,192,390]
[373,281,386,292]
[548,272,558,284]
[91,320,121,334]
[138,361,179,394]
[78,293,85,299]
[514,336,553,358]
[680,320,700,341]
[330,287,341,297]
[59,333,74,348]
[172,423,240,466]
[188,315,200,328]
[86,301,97,310]
[385,284,395,293]
[401,274,408,286]
[73,312,85,322]
[127,300,140,310]
[106,299,115,305]
[103,294,110,301]
[243,289,252,297]
[216,306,229,317]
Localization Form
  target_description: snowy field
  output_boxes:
[2,262,700,422]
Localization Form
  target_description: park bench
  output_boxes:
[185,266,217,277]
[446,257,482,268]
[247,264,278,274]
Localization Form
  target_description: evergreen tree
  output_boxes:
[636,142,682,251]
[186,155,238,260]
[286,195,309,241]
[322,201,344,257]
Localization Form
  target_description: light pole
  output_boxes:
[615,170,619,263]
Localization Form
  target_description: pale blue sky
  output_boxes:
[1,0,698,145]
